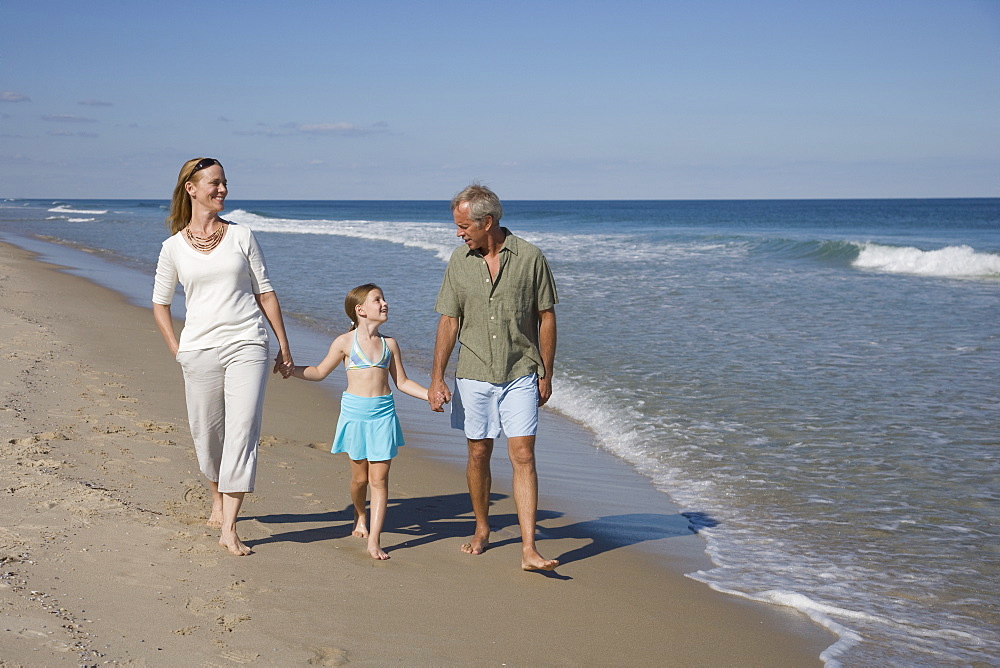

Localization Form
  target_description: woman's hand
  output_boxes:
[273,347,294,378]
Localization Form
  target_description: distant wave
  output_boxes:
[227,209,1000,281]
[225,209,457,261]
[852,243,1000,278]
[48,205,108,215]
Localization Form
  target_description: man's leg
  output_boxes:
[462,437,493,554]
[508,435,559,571]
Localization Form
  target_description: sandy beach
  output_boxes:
[0,239,835,665]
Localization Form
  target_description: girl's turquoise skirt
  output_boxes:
[331,393,404,461]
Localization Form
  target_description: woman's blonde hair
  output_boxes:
[165,157,221,234]
[344,283,381,330]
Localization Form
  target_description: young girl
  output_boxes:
[291,284,428,560]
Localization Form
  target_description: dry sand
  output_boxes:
[0,240,834,666]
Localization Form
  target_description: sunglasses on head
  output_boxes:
[187,158,218,181]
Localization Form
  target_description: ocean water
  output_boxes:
[1,197,998,666]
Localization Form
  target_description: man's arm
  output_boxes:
[537,308,556,406]
[429,314,459,411]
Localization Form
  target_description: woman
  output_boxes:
[152,157,293,556]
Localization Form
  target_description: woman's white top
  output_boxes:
[152,222,273,352]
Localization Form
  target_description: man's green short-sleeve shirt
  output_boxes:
[435,230,558,384]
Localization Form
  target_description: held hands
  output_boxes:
[428,379,451,412]
[273,348,295,379]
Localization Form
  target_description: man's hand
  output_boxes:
[538,375,552,407]
[429,379,452,412]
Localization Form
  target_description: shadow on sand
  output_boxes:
[247,495,719,573]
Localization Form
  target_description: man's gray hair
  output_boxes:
[451,183,503,226]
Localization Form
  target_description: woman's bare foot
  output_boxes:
[368,543,390,560]
[460,534,489,555]
[219,531,252,556]
[206,507,224,529]
[207,483,224,528]
[521,547,558,571]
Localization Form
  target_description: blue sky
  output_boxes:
[2,0,998,199]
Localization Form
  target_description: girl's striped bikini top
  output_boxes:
[345,330,391,370]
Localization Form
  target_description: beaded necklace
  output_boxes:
[185,222,226,253]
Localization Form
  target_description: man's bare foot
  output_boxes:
[368,544,390,560]
[460,535,489,555]
[522,548,558,571]
[219,532,252,556]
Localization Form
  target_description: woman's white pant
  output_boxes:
[176,341,269,493]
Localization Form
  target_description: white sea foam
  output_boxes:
[225,209,457,261]
[227,208,743,267]
[67,218,96,223]
[852,243,1000,278]
[689,583,864,666]
[48,205,108,215]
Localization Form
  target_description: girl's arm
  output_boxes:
[290,335,347,382]
[386,338,429,401]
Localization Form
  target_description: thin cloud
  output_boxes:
[1,92,31,103]
[234,128,292,137]
[42,115,98,123]
[295,122,387,136]
[233,121,391,138]
[78,99,113,107]
[47,130,99,137]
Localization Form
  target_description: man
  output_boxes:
[429,184,559,571]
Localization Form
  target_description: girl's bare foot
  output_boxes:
[352,518,369,538]
[368,543,389,560]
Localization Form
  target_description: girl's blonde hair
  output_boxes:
[344,283,382,330]
[165,157,221,234]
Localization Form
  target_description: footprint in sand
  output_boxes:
[219,649,260,663]
[308,647,349,666]
[215,613,251,633]
[91,424,135,436]
[137,420,175,434]
[258,435,295,448]
[305,442,330,450]
[185,596,226,617]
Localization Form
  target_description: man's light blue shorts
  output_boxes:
[452,374,539,439]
